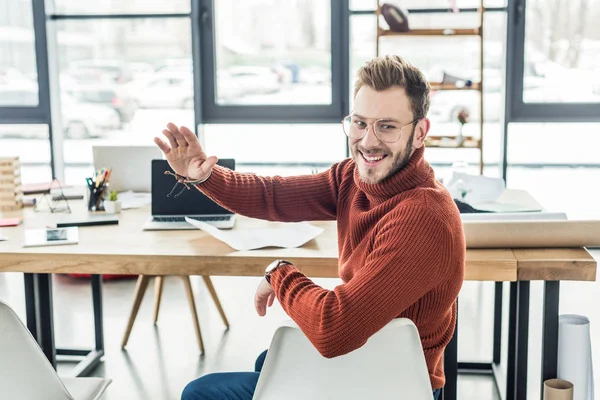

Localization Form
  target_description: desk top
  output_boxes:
[0,192,595,282]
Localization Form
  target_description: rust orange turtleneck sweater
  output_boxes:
[196,146,465,389]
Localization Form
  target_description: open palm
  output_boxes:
[154,123,218,181]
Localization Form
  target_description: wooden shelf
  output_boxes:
[425,135,481,149]
[429,82,481,91]
[378,28,481,37]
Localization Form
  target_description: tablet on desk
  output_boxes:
[23,227,79,248]
[56,213,119,228]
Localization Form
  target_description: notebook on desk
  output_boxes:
[143,159,237,230]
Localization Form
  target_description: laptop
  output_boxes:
[143,159,237,230]
[93,145,162,192]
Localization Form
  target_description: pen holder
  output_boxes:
[87,185,106,212]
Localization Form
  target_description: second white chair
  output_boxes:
[0,299,111,400]
[253,318,433,400]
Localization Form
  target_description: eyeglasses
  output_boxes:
[341,114,419,144]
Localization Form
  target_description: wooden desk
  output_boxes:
[0,198,596,400]
[0,204,519,281]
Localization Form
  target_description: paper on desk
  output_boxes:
[446,172,505,204]
[185,217,324,251]
[0,235,7,241]
[118,191,152,209]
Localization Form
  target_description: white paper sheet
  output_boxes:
[460,212,567,222]
[557,314,595,400]
[0,235,7,241]
[446,172,505,204]
[185,217,324,251]
[117,191,152,210]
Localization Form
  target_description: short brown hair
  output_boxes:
[354,55,430,120]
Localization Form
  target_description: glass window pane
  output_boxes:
[524,0,600,103]
[53,18,193,185]
[0,125,52,184]
[214,0,332,105]
[203,124,346,165]
[52,0,190,15]
[0,0,38,106]
[507,123,600,220]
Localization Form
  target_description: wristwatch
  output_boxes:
[265,259,294,285]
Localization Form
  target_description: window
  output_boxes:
[52,18,193,183]
[505,0,600,122]
[0,0,38,106]
[506,123,600,219]
[523,0,600,103]
[0,125,52,183]
[52,0,190,15]
[214,0,331,106]
[200,0,348,123]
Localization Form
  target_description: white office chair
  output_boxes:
[253,318,433,400]
[0,300,111,400]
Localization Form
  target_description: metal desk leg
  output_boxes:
[23,273,57,368]
[493,282,503,364]
[515,281,530,400]
[506,282,518,400]
[443,304,458,400]
[540,281,560,399]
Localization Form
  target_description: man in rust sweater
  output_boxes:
[155,55,465,400]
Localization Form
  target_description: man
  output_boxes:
[155,55,465,400]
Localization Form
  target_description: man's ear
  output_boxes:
[413,118,430,149]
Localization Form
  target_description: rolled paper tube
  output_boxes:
[544,379,574,400]
[558,315,594,400]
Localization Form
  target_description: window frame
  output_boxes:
[196,0,350,124]
[505,0,600,123]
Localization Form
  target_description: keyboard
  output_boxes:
[153,216,231,222]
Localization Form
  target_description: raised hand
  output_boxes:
[154,123,218,181]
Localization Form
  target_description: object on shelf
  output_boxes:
[442,72,474,89]
[0,157,23,211]
[381,3,410,32]
[456,108,469,145]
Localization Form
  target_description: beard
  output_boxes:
[352,127,415,185]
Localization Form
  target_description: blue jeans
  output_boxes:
[182,350,442,399]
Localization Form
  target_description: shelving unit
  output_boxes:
[376,1,485,174]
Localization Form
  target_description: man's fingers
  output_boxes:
[154,137,171,154]
[255,293,266,316]
[267,293,275,308]
[162,129,178,149]
[166,122,187,148]
[201,156,219,175]
[180,125,200,148]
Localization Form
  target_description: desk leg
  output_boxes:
[443,301,458,400]
[506,282,518,400]
[24,273,38,340]
[515,281,530,400]
[91,274,104,351]
[23,273,57,368]
[540,281,560,399]
[493,282,503,364]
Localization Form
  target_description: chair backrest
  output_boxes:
[253,318,433,400]
[0,300,74,400]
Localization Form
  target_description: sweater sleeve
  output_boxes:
[193,163,343,222]
[269,206,459,358]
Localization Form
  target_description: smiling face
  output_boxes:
[350,85,428,184]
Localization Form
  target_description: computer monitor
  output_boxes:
[92,145,162,192]
[151,158,235,217]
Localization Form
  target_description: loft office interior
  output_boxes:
[1,1,600,400]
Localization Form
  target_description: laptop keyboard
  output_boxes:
[153,216,230,222]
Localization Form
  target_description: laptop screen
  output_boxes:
[151,159,235,216]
